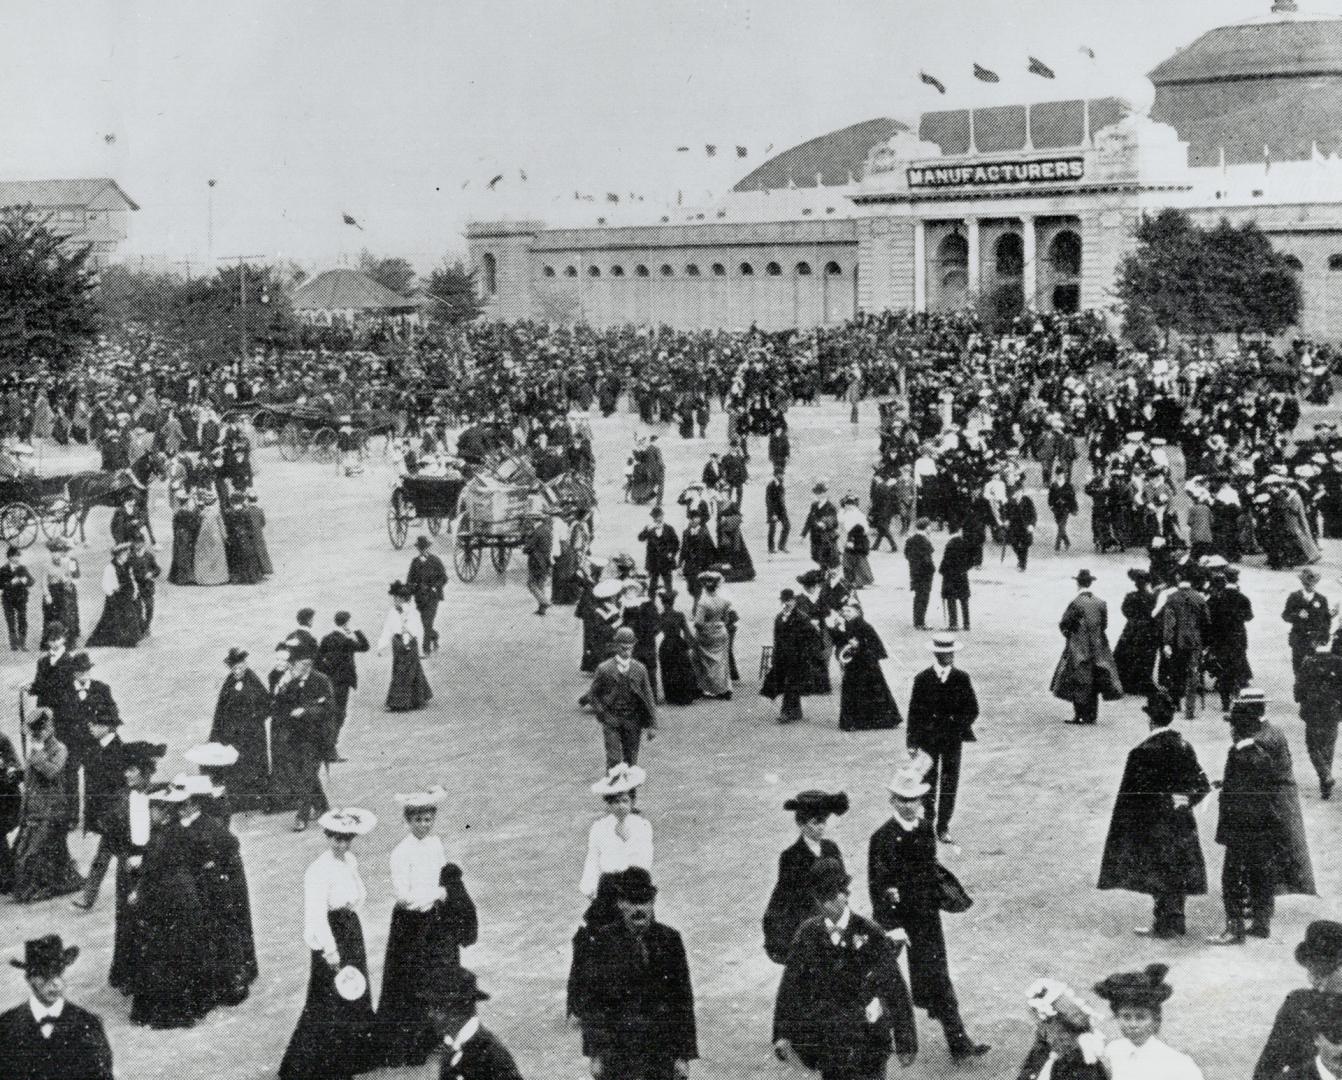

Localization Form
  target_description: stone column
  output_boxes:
[966,217,981,298]
[913,219,927,312]
[1021,214,1038,309]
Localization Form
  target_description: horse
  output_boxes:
[64,450,168,546]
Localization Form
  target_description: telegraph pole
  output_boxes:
[217,253,266,375]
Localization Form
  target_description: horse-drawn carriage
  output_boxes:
[0,470,72,549]
[229,403,399,463]
[386,472,469,549]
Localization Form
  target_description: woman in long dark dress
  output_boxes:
[279,809,379,1080]
[86,544,145,648]
[621,578,660,697]
[716,504,756,582]
[225,492,264,585]
[830,599,902,731]
[0,730,21,893]
[378,583,432,711]
[209,648,274,813]
[657,590,699,705]
[168,493,201,585]
[243,492,273,577]
[1113,569,1159,697]
[794,570,832,694]
[11,710,83,902]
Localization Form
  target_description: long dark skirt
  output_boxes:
[1114,620,1159,697]
[659,635,699,705]
[377,907,436,1067]
[86,591,144,648]
[129,865,211,1027]
[838,656,901,731]
[11,817,83,902]
[168,511,200,585]
[42,582,80,645]
[110,855,143,992]
[386,637,432,711]
[280,909,378,1080]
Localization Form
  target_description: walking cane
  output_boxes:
[17,686,27,760]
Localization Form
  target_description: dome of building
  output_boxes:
[732,117,907,192]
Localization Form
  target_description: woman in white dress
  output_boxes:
[279,808,379,1080]
[1093,963,1204,1080]
[192,487,230,586]
[567,764,653,1021]
[691,570,735,699]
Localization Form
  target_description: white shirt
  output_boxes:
[128,789,151,847]
[29,995,65,1036]
[378,606,424,652]
[580,812,653,898]
[390,833,447,912]
[101,563,119,597]
[303,850,367,955]
[933,663,953,682]
[1104,1036,1204,1080]
[824,904,852,945]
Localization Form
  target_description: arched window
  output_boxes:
[660,264,674,276]
[937,233,968,271]
[685,264,701,276]
[942,269,969,292]
[711,263,726,276]
[611,265,625,277]
[740,262,754,276]
[588,265,601,277]
[826,261,843,276]
[635,264,650,277]
[1048,230,1082,277]
[542,266,556,278]
[995,233,1024,276]
[766,261,782,276]
[482,252,497,295]
[796,262,812,276]
[563,265,578,277]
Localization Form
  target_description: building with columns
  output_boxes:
[468,3,1342,340]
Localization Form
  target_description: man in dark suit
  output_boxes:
[29,624,75,717]
[0,545,34,651]
[678,513,717,601]
[1003,488,1038,571]
[904,519,935,630]
[937,522,974,632]
[61,651,119,784]
[762,790,848,965]
[868,762,988,1063]
[1160,574,1210,719]
[637,507,680,598]
[579,867,697,1080]
[1296,640,1342,800]
[0,935,114,1080]
[1284,568,1332,675]
[1049,570,1122,725]
[768,422,790,472]
[765,467,790,554]
[701,452,721,490]
[588,628,657,768]
[272,645,335,832]
[773,858,917,1079]
[407,536,448,655]
[70,706,126,909]
[418,964,524,1080]
[906,635,979,844]
[1288,1018,1342,1080]
[282,607,318,655]
[1254,921,1342,1080]
[316,611,370,760]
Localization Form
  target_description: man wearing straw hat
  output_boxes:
[905,635,979,844]
[0,934,113,1080]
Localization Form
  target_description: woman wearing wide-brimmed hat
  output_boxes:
[11,709,84,903]
[1093,964,1203,1080]
[1114,568,1159,697]
[656,588,699,705]
[830,598,901,731]
[378,582,431,712]
[209,647,273,813]
[761,790,847,964]
[691,570,735,699]
[85,543,144,648]
[1016,980,1106,1080]
[279,808,379,1080]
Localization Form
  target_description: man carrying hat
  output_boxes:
[637,506,679,598]
[588,627,657,769]
[416,964,523,1080]
[773,857,917,1079]
[60,651,119,806]
[906,635,979,844]
[0,935,113,1080]
[1254,921,1342,1080]
[578,867,697,1080]
[407,536,448,656]
[1285,569,1332,676]
[316,613,370,761]
[1050,570,1121,726]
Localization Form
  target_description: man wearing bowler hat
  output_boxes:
[906,635,979,844]
[588,627,657,769]
[773,857,917,1079]
[316,611,370,762]
[1284,568,1332,676]
[578,867,697,1080]
[70,699,127,909]
[0,934,114,1080]
[271,642,335,832]
[417,964,523,1080]
[407,535,448,656]
[1255,921,1342,1080]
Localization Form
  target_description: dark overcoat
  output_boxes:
[0,1000,114,1080]
[761,836,843,964]
[1049,591,1122,704]
[436,1025,524,1080]
[906,666,979,752]
[760,607,820,701]
[210,668,273,812]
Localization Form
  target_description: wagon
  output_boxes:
[386,472,468,550]
[0,472,72,549]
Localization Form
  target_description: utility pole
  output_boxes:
[217,253,266,375]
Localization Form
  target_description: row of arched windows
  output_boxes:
[542,260,846,279]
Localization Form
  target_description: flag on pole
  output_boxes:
[705,144,717,157]
[676,146,690,152]
[919,71,946,94]
[342,213,363,230]
[1027,56,1055,79]
[487,174,504,189]
[1078,45,1096,59]
[973,63,1000,83]
[519,169,528,182]
[736,145,748,157]
[606,192,620,203]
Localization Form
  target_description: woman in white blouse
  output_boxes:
[567,764,653,1021]
[1094,964,1204,1080]
[279,808,379,1080]
[377,786,478,1069]
[378,582,432,711]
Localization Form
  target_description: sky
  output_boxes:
[0,0,1322,273]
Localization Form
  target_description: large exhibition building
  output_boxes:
[467,2,1342,339]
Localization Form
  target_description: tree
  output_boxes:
[1116,208,1299,344]
[0,206,99,372]
[425,259,484,325]
[357,250,415,296]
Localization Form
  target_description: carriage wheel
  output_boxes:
[296,427,316,459]
[454,518,481,582]
[386,489,411,549]
[278,422,302,461]
[426,514,443,536]
[311,427,338,464]
[0,503,39,549]
[491,544,512,574]
[39,497,70,540]
[252,409,280,448]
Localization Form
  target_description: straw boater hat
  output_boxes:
[184,743,238,768]
[886,751,933,799]
[929,634,959,654]
[149,784,189,804]
[317,808,377,836]
[592,579,623,600]
[592,763,646,796]
[394,785,448,810]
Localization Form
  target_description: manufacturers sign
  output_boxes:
[907,157,1085,189]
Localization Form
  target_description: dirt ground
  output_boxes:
[3,399,1339,1080]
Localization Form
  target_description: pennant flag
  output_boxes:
[103,133,116,144]
[460,180,470,190]
[765,143,774,153]
[705,144,717,157]
[973,63,1000,83]
[736,145,748,157]
[1078,45,1095,59]
[919,71,946,94]
[487,174,504,189]
[676,145,690,152]
[519,168,528,182]
[341,213,363,230]
[606,192,620,203]
[1027,56,1055,79]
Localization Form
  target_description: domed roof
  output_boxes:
[1149,13,1342,85]
[732,118,906,192]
